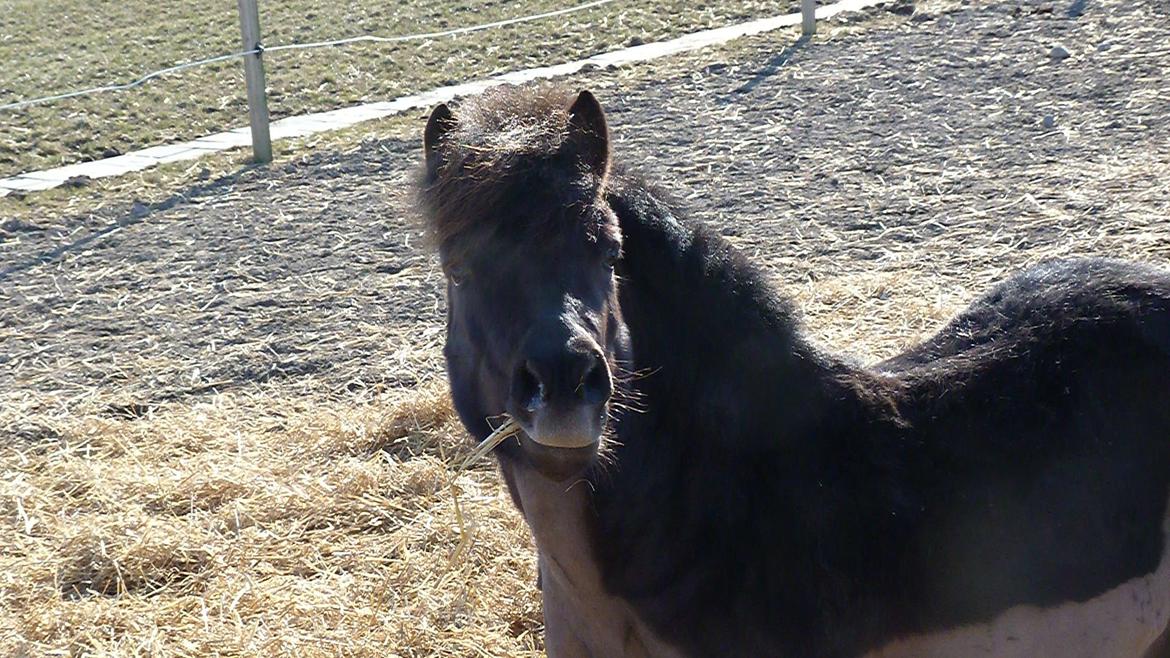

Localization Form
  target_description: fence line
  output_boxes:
[0,0,858,193]
[0,0,619,113]
[0,50,258,112]
[263,0,618,54]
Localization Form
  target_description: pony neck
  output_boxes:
[603,171,851,452]
[587,172,878,644]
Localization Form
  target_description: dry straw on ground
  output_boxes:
[1,384,545,657]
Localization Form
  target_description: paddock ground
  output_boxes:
[2,0,1169,655]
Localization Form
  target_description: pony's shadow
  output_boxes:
[0,166,258,282]
[730,35,811,96]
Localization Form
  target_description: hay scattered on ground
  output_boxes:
[1,384,545,657]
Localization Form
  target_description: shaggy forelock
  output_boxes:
[446,85,576,161]
[415,85,592,257]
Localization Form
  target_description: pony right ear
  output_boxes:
[423,103,455,173]
[566,90,609,181]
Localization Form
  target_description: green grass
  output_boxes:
[0,0,794,178]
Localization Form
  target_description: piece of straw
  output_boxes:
[456,417,521,473]
[448,416,521,564]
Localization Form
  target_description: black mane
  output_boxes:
[591,167,1170,657]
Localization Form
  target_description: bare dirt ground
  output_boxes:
[2,0,1169,655]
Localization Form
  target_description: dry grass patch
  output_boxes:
[787,270,975,364]
[0,0,802,177]
[0,383,544,657]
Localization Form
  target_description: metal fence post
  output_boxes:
[801,0,816,35]
[237,0,273,164]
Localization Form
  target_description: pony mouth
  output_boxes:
[520,403,607,450]
[524,430,602,450]
[517,431,600,481]
[511,404,606,481]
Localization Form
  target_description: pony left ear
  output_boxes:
[424,103,455,174]
[566,90,609,181]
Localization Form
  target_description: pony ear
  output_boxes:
[566,90,609,181]
[423,103,455,173]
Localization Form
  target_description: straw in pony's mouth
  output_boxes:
[447,416,522,564]
[456,416,522,472]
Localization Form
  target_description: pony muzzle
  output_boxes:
[527,403,607,449]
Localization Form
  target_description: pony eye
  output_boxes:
[603,244,621,268]
[447,264,470,286]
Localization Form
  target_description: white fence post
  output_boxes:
[802,0,816,35]
[237,0,273,164]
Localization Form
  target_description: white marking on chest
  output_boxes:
[865,496,1170,658]
[508,465,683,658]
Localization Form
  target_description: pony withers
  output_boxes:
[415,85,1170,657]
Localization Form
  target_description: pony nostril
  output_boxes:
[516,361,546,412]
[579,355,612,405]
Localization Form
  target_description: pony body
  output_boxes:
[416,86,1170,657]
